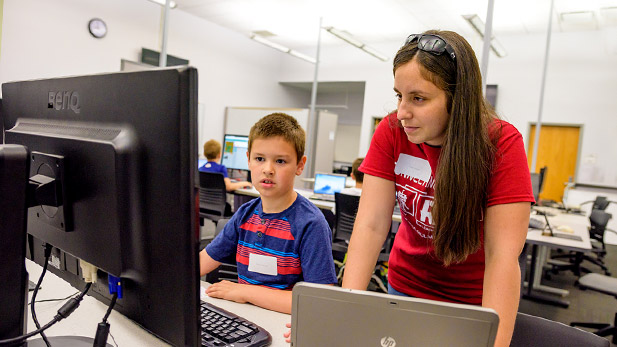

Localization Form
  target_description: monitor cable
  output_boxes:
[0,281,92,346]
[30,243,54,347]
[93,275,122,347]
[93,292,118,347]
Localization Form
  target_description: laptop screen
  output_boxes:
[291,282,499,347]
[313,173,347,195]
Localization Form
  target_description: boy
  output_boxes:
[199,113,337,314]
[199,139,252,191]
[340,157,364,196]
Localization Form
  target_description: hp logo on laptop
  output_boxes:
[381,336,396,347]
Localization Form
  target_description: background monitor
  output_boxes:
[313,173,347,195]
[1,67,200,346]
[220,134,249,171]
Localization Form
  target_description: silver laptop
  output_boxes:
[310,173,347,201]
[291,282,499,347]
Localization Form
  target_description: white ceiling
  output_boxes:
[172,0,617,51]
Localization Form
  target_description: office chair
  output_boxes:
[548,209,614,277]
[198,171,233,226]
[580,196,616,211]
[332,192,392,292]
[203,218,238,284]
[511,312,610,347]
[332,192,360,258]
[571,273,617,344]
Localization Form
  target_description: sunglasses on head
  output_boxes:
[405,34,456,62]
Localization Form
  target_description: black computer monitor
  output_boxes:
[220,134,249,171]
[0,145,30,342]
[1,67,200,346]
[530,173,541,203]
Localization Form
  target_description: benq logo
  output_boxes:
[48,91,80,114]
[380,336,396,347]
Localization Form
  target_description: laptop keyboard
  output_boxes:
[309,194,335,202]
[200,301,272,347]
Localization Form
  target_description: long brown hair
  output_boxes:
[393,30,499,266]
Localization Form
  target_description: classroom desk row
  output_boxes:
[522,206,592,308]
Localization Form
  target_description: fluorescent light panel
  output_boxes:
[250,34,316,64]
[289,50,317,64]
[147,0,177,9]
[462,14,507,58]
[324,26,388,62]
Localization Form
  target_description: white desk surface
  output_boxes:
[526,208,591,252]
[24,259,289,347]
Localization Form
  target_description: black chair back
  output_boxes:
[199,171,228,218]
[511,312,610,347]
[593,196,610,211]
[589,209,612,243]
[334,192,360,243]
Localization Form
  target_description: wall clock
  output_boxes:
[88,18,107,39]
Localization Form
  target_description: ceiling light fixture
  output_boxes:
[323,26,388,62]
[463,14,507,57]
[147,0,177,8]
[249,34,316,64]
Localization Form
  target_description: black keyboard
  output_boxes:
[529,217,546,230]
[200,301,272,347]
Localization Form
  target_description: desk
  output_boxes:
[24,260,289,346]
[523,208,591,307]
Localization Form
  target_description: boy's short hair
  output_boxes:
[203,139,222,160]
[248,113,305,162]
[352,157,364,183]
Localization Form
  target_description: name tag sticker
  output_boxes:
[248,253,278,276]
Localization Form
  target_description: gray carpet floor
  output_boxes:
[518,244,617,345]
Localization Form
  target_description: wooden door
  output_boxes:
[527,124,580,203]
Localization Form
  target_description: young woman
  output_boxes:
[342,30,534,347]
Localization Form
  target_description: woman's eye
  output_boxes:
[414,96,424,102]
[395,94,402,101]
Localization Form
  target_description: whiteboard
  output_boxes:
[225,107,309,136]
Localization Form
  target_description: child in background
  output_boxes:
[199,139,252,191]
[340,157,364,196]
[199,113,337,314]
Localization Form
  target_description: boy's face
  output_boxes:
[247,136,306,202]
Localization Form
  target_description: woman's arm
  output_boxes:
[483,201,530,347]
[342,174,396,290]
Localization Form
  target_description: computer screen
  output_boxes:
[530,173,541,203]
[313,173,347,195]
[220,134,249,171]
[1,67,201,346]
